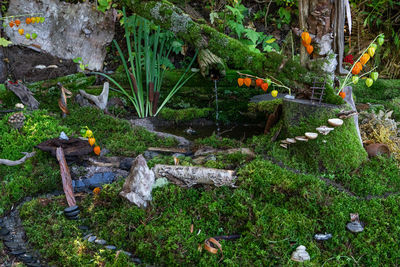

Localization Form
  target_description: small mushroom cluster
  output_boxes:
[8,112,25,129]
[280,118,344,149]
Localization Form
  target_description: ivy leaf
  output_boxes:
[0,38,12,47]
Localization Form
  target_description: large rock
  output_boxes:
[120,155,155,208]
[5,0,115,71]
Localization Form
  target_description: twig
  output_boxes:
[0,152,36,166]
[236,71,292,95]
[0,13,44,20]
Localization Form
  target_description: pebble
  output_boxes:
[83,234,93,240]
[59,131,69,140]
[18,253,33,262]
[4,241,20,250]
[88,236,97,243]
[64,206,79,213]
[291,245,310,262]
[120,250,132,257]
[314,233,332,241]
[95,239,107,245]
[65,209,80,217]
[346,221,364,233]
[10,249,26,256]
[105,245,116,250]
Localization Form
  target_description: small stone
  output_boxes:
[346,221,364,233]
[18,253,33,262]
[59,131,69,140]
[10,249,26,256]
[88,235,97,243]
[314,233,332,241]
[132,258,142,264]
[0,227,10,236]
[65,209,80,217]
[67,215,80,220]
[105,245,116,250]
[291,245,310,262]
[95,239,107,245]
[83,233,93,240]
[64,205,79,213]
[120,250,132,257]
[4,241,20,250]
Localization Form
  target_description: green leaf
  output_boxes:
[265,38,276,44]
[244,29,261,45]
[0,38,12,47]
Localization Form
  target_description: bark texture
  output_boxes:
[56,147,76,207]
[0,152,36,166]
[153,164,237,187]
[6,82,39,110]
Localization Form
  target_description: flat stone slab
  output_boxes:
[250,93,286,103]
[64,205,79,213]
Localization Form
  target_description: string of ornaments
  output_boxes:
[6,15,45,40]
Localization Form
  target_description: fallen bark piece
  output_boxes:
[6,82,39,110]
[79,82,109,111]
[153,165,237,187]
[147,147,188,154]
[120,155,155,208]
[56,147,76,207]
[0,152,36,166]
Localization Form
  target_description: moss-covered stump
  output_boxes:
[281,98,367,172]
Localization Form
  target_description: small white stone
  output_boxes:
[34,65,46,69]
[15,103,24,109]
[291,245,310,262]
[59,131,69,140]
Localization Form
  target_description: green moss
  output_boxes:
[248,99,282,114]
[159,107,212,122]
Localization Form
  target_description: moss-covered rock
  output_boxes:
[158,107,212,122]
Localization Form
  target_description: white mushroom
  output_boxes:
[328,118,344,127]
[295,136,308,142]
[305,132,318,140]
[316,126,334,135]
[286,138,297,144]
[280,144,288,149]
[291,245,310,262]
[281,140,290,144]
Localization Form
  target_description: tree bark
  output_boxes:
[6,82,39,110]
[79,82,110,111]
[153,164,237,187]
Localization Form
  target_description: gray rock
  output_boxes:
[88,235,97,243]
[75,94,93,108]
[5,0,115,70]
[83,234,93,240]
[346,221,364,233]
[0,227,10,236]
[120,155,155,208]
[64,205,79,213]
[59,131,69,140]
[105,245,117,250]
[143,150,160,160]
[95,239,107,245]
[314,233,332,241]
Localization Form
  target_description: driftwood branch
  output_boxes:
[6,82,39,110]
[56,147,76,207]
[0,152,36,166]
[79,82,109,110]
[153,165,237,187]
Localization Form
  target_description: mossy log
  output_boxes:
[197,49,226,78]
[124,0,267,76]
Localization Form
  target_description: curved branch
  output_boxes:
[0,152,36,166]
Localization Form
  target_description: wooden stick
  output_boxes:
[56,147,76,207]
[0,152,36,166]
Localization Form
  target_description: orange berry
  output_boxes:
[244,78,252,87]
[9,21,14,28]
[339,91,346,99]
[15,19,21,26]
[306,45,314,55]
[88,137,96,146]
[237,78,244,87]
[261,82,269,92]
[26,17,32,24]
[94,146,101,156]
[18,28,24,35]
[256,78,263,87]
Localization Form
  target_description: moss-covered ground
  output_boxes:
[1,74,400,266]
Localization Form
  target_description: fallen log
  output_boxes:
[153,164,237,187]
[56,147,76,207]
[0,152,36,166]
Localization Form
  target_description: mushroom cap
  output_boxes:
[286,138,296,144]
[316,126,334,135]
[280,144,288,149]
[328,118,344,127]
[281,140,290,144]
[295,136,308,142]
[305,132,318,139]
